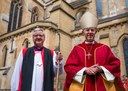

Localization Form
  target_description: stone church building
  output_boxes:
[0,0,128,90]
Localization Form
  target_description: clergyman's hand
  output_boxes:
[56,51,63,65]
[85,64,103,75]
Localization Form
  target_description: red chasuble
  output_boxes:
[64,41,124,91]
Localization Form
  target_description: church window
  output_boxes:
[8,0,23,32]
[31,7,39,23]
[75,9,86,29]
[2,45,8,67]
[96,0,102,17]
[22,38,30,48]
[123,38,128,76]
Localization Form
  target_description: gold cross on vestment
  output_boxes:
[86,53,92,60]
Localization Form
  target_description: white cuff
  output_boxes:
[100,66,115,82]
[73,67,86,84]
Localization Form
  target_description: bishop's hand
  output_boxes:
[84,64,103,75]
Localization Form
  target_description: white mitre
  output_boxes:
[79,11,98,29]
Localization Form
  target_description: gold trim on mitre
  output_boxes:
[79,11,98,29]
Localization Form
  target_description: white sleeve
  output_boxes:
[11,50,23,91]
[100,66,115,82]
[53,51,63,75]
[73,67,86,84]
[73,66,115,84]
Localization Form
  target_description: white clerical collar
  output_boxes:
[85,41,95,45]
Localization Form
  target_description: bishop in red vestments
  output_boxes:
[64,11,125,91]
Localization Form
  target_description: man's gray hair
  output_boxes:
[32,27,45,38]
[33,27,44,32]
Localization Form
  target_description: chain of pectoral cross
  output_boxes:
[85,44,93,60]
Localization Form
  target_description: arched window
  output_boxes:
[2,45,8,67]
[8,0,23,32]
[123,38,128,76]
[31,7,39,23]
[75,9,86,29]
[22,38,30,48]
[96,0,102,17]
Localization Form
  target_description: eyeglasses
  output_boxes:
[33,34,44,37]
[83,28,96,32]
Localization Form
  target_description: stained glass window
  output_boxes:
[7,0,23,32]
[96,0,102,17]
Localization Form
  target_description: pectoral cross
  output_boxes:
[86,53,92,60]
